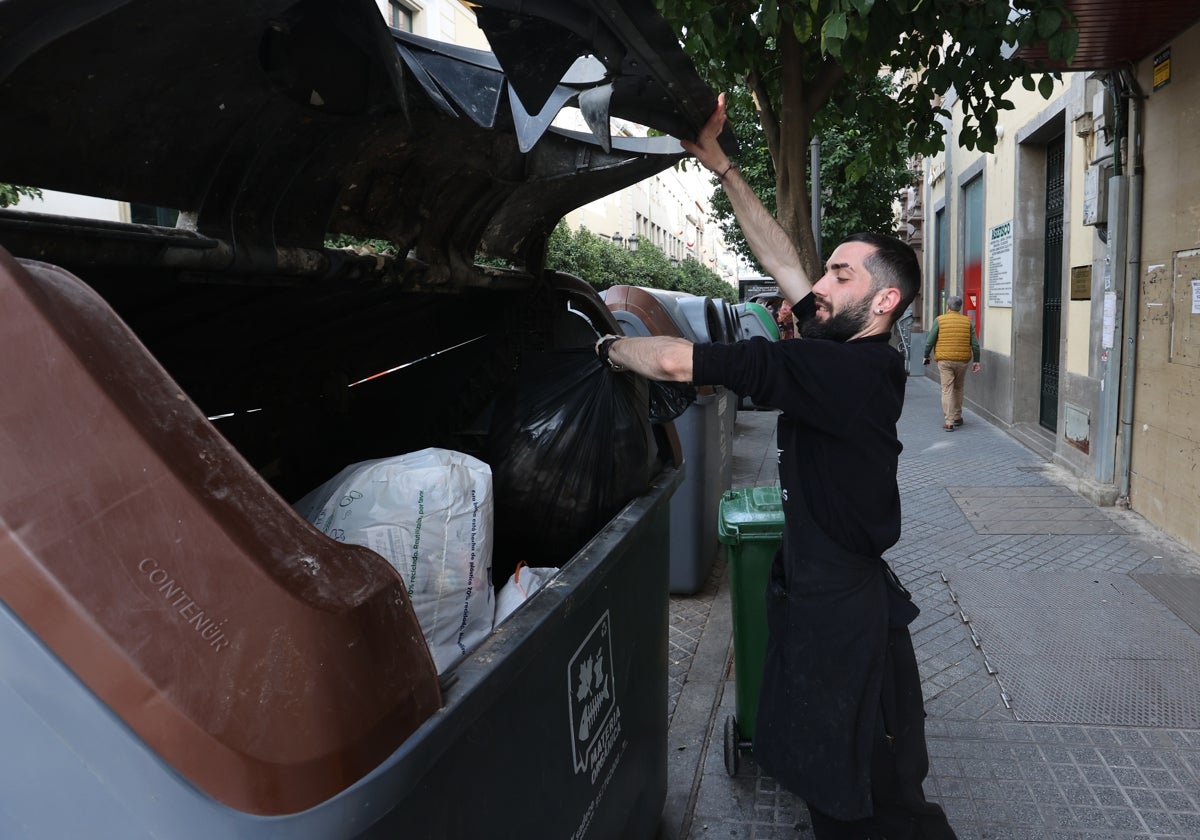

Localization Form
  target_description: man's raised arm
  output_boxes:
[680,93,813,306]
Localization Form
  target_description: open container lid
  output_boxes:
[0,0,735,278]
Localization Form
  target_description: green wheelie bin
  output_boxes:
[716,486,785,775]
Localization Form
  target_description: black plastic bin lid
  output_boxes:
[0,0,735,274]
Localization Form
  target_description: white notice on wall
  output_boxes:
[1192,278,1200,314]
[987,221,1014,307]
[1102,291,1117,349]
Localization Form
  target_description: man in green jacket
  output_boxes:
[923,295,980,431]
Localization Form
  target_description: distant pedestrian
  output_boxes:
[776,299,795,340]
[923,296,980,431]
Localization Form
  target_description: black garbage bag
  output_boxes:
[487,349,660,573]
[648,380,696,423]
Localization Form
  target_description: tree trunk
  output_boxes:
[776,26,820,279]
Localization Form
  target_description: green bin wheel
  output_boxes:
[723,714,740,776]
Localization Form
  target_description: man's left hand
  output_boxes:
[971,362,981,373]
[680,93,729,175]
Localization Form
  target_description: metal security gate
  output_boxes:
[1039,138,1064,431]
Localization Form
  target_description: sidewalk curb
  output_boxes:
[661,564,734,840]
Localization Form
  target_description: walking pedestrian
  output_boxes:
[595,93,957,839]
[922,296,981,431]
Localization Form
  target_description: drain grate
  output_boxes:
[942,569,1200,728]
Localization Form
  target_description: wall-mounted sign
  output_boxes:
[1070,265,1092,300]
[1103,292,1117,349]
[1154,48,1171,91]
[986,220,1013,307]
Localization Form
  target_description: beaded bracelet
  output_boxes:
[596,335,625,371]
[717,162,737,183]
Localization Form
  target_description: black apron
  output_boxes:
[752,486,918,821]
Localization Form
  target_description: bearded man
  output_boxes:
[594,94,958,840]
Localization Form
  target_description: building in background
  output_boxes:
[372,0,488,49]
[918,0,1200,554]
[563,132,742,286]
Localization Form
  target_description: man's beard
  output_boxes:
[796,294,874,341]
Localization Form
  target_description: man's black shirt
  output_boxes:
[692,309,906,559]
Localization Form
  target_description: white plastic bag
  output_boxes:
[494,562,560,626]
[295,448,495,673]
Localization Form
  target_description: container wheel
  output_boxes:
[723,714,739,776]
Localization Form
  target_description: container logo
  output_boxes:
[568,610,619,778]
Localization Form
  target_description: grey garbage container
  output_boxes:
[665,292,737,486]
[603,286,729,594]
[732,300,781,341]
[732,302,781,410]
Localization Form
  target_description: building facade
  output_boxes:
[920,4,1200,553]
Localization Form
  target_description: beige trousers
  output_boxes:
[937,360,969,425]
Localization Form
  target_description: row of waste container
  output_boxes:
[0,264,781,840]
[0,0,782,835]
[601,288,790,777]
[601,286,780,595]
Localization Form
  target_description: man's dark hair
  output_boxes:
[843,232,921,323]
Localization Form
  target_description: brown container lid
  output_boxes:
[0,248,442,815]
[605,284,715,397]
[604,284,689,339]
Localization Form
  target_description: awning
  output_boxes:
[1017,0,1200,71]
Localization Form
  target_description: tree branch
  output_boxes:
[746,70,780,169]
[804,58,847,118]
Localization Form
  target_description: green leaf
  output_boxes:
[1021,73,1036,91]
[0,183,43,208]
[822,12,848,54]
[846,154,871,182]
[848,0,875,17]
[959,124,978,150]
[1048,28,1079,63]
[793,7,814,42]
[1037,73,1055,99]
[1016,16,1036,45]
[762,0,778,33]
[1036,8,1061,40]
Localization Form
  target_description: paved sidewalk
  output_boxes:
[664,375,1200,840]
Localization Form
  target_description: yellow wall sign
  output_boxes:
[1154,48,1171,91]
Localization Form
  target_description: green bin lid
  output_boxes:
[717,485,784,544]
[743,301,781,341]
